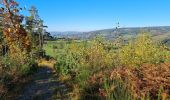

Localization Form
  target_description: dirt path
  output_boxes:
[17,60,69,100]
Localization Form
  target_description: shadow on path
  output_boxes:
[17,67,69,100]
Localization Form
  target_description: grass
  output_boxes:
[38,59,56,69]
[43,41,57,57]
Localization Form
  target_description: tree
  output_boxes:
[25,6,47,51]
[44,32,53,41]
[0,0,31,55]
[25,6,39,50]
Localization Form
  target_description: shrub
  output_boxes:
[55,39,116,98]
[118,33,168,67]
[86,38,114,69]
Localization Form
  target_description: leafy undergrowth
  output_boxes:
[54,33,170,100]
[89,62,170,100]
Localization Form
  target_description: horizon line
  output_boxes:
[48,25,170,32]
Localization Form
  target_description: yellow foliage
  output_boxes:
[86,39,114,69]
[119,32,167,67]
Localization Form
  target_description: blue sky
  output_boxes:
[19,0,170,32]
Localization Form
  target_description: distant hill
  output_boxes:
[50,26,170,42]
[50,31,84,37]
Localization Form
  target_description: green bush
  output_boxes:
[56,39,115,76]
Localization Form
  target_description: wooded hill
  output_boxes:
[52,26,170,44]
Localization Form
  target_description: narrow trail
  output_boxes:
[17,60,69,100]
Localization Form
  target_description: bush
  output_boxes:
[118,33,168,67]
[56,39,115,75]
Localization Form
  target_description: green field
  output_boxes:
[43,40,85,57]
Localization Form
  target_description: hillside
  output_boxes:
[51,26,170,42]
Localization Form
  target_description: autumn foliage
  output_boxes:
[0,0,31,54]
[52,33,170,99]
[109,63,170,99]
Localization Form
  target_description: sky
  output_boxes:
[19,0,170,32]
